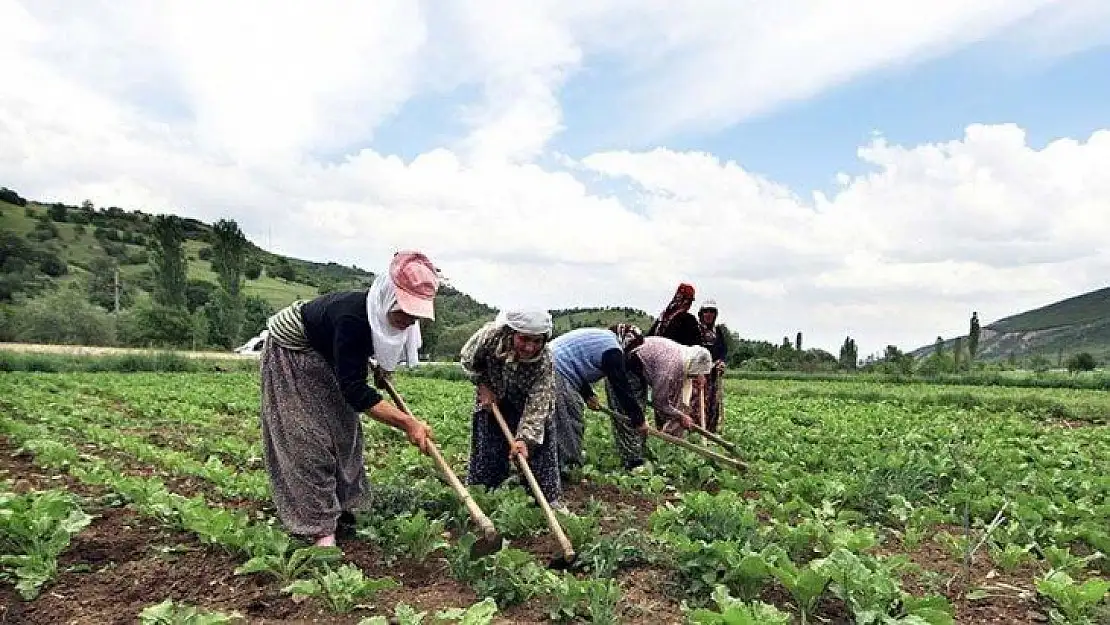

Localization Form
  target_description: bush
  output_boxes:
[243,295,274,337]
[125,250,150,265]
[244,259,262,280]
[37,253,68,277]
[28,219,59,242]
[273,260,295,281]
[0,187,28,207]
[197,246,213,261]
[102,241,127,259]
[7,287,117,346]
[185,279,218,313]
[1066,352,1097,373]
[117,302,194,348]
[47,204,68,222]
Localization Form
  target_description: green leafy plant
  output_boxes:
[387,511,450,562]
[283,564,399,614]
[686,585,792,625]
[233,545,342,583]
[434,598,499,624]
[1035,570,1109,625]
[547,573,621,624]
[138,599,244,624]
[0,488,93,599]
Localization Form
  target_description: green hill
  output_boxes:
[910,287,1110,363]
[989,287,1110,333]
[0,190,652,358]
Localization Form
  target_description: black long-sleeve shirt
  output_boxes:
[590,348,645,427]
[301,290,383,412]
[704,326,728,362]
[655,312,702,347]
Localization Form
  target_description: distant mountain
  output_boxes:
[0,190,653,358]
[910,287,1110,362]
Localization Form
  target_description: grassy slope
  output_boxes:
[2,203,321,310]
[3,200,651,351]
[989,287,1110,332]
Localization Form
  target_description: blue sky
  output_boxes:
[368,38,1110,194]
[4,1,1110,354]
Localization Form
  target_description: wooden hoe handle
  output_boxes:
[487,403,575,560]
[379,375,498,540]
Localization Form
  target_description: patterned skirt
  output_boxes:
[553,374,586,474]
[602,372,649,468]
[700,369,725,433]
[260,339,369,537]
[466,398,562,504]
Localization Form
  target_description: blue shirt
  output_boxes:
[550,328,645,425]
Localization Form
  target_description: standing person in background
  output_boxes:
[695,299,728,432]
[260,251,438,548]
[647,283,701,347]
[550,325,649,475]
[460,309,567,513]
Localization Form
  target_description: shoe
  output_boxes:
[337,511,357,539]
[624,459,645,472]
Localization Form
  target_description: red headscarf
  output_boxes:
[650,283,695,336]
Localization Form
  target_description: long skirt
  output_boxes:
[466,399,562,504]
[602,372,649,468]
[553,375,586,475]
[260,339,369,537]
[700,370,725,433]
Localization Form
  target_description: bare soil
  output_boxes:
[2,435,1056,625]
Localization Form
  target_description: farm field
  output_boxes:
[1,373,1108,624]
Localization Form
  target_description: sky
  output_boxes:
[2,0,1109,358]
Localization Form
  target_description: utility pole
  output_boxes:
[113,266,120,315]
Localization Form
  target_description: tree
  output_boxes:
[87,257,134,311]
[210,219,248,346]
[934,336,945,357]
[953,337,964,371]
[839,336,858,370]
[185,279,218,313]
[150,215,188,309]
[0,187,28,207]
[968,312,981,359]
[273,259,296,281]
[420,318,440,360]
[211,219,247,297]
[1066,352,1097,373]
[795,332,802,351]
[242,295,274,337]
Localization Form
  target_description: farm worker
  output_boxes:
[260,251,437,548]
[628,336,713,435]
[460,309,567,513]
[647,283,702,347]
[550,324,649,475]
[695,299,729,433]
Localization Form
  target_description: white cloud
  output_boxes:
[1,1,1109,357]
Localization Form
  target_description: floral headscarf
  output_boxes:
[610,323,644,352]
[650,283,695,337]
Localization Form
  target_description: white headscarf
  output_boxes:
[680,345,712,406]
[683,345,713,376]
[367,274,422,371]
[495,310,553,336]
